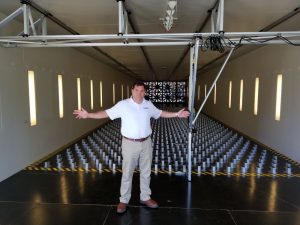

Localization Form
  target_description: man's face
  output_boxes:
[131,85,145,103]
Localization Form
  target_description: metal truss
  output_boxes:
[0,2,47,37]
[1,0,299,48]
[0,32,300,47]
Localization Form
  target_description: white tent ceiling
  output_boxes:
[0,0,300,81]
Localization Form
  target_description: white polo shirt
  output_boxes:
[105,97,162,139]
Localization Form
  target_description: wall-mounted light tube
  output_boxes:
[228,81,232,109]
[58,75,64,118]
[275,74,283,121]
[239,79,243,111]
[254,77,259,115]
[77,78,81,110]
[113,83,115,104]
[28,70,37,126]
[100,81,103,108]
[90,80,94,110]
[214,84,216,104]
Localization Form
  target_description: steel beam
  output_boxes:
[1,31,300,42]
[22,4,29,36]
[118,0,125,34]
[2,39,300,48]
[216,0,224,32]
[3,41,191,47]
[187,38,200,182]
[42,16,47,36]
[0,7,23,29]
[211,12,215,33]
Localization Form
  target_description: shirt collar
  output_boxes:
[130,96,145,105]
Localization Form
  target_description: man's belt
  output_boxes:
[123,135,150,142]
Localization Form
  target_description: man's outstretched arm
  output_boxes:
[73,108,109,119]
[160,108,190,118]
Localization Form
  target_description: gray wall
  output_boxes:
[0,47,133,182]
[196,45,300,162]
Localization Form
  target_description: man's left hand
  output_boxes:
[177,108,190,118]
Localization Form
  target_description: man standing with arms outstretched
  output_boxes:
[73,81,190,213]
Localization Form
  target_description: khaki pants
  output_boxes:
[120,137,153,204]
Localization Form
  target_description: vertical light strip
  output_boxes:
[58,75,64,118]
[113,83,115,104]
[205,84,207,97]
[228,81,232,109]
[77,78,81,110]
[28,70,37,126]
[100,81,103,108]
[121,85,124,100]
[197,85,200,101]
[254,77,259,115]
[275,74,283,121]
[90,80,94,110]
[127,85,129,98]
[214,84,217,104]
[239,79,243,111]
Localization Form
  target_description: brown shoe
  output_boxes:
[140,199,159,208]
[117,202,127,214]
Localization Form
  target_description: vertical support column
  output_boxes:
[187,38,200,182]
[124,10,128,42]
[22,3,29,36]
[216,0,224,33]
[188,47,195,114]
[117,0,125,35]
[211,12,215,33]
[219,0,224,32]
[42,16,47,36]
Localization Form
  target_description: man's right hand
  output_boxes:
[73,108,89,119]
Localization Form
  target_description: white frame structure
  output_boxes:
[1,1,300,181]
[1,32,300,47]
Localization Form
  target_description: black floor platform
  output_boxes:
[0,170,300,225]
[2,113,300,224]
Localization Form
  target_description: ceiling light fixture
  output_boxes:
[160,0,177,31]
[168,0,177,9]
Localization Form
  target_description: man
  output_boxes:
[73,81,190,213]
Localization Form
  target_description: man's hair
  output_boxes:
[131,81,146,89]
